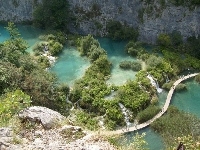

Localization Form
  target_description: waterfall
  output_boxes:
[118,103,131,128]
[147,74,163,93]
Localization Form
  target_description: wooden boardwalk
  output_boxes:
[103,73,199,135]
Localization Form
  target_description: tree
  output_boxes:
[157,33,171,48]
[146,55,162,69]
[106,20,139,40]
[33,0,70,30]
[0,22,28,66]
[5,22,20,40]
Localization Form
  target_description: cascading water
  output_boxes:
[118,103,131,129]
[147,74,163,93]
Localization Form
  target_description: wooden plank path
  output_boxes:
[100,73,199,135]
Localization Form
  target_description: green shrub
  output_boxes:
[0,90,31,126]
[195,74,200,83]
[138,8,144,23]
[125,41,142,57]
[49,41,63,56]
[33,0,70,30]
[106,20,139,40]
[119,61,142,71]
[157,33,171,48]
[74,110,99,131]
[175,83,186,91]
[131,62,142,71]
[136,105,161,123]
[162,81,174,90]
[119,61,132,70]
[37,56,51,68]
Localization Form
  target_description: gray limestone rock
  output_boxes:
[18,106,65,129]
[0,0,199,43]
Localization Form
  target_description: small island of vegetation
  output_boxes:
[1,0,200,149]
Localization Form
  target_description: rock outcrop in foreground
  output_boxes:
[0,106,116,150]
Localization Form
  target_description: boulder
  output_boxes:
[0,128,12,150]
[18,106,65,129]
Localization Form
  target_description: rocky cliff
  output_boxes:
[0,0,41,22]
[0,106,116,150]
[0,0,199,43]
[69,0,200,43]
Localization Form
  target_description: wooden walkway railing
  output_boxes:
[102,73,199,135]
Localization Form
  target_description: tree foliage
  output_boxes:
[0,90,31,126]
[125,41,144,57]
[33,0,70,30]
[136,105,161,123]
[106,20,139,40]
[0,23,69,116]
[119,61,142,71]
[77,34,106,62]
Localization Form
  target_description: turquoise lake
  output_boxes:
[0,24,200,149]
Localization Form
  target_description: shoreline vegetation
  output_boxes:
[1,15,200,149]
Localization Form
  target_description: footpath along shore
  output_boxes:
[98,73,199,135]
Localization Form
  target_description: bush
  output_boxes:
[131,62,142,71]
[157,33,171,48]
[49,41,63,56]
[106,20,139,40]
[119,61,132,70]
[74,110,99,131]
[162,81,174,90]
[125,41,143,57]
[33,0,70,30]
[77,35,106,62]
[136,105,161,124]
[0,90,31,126]
[195,74,200,83]
[175,83,187,91]
[119,61,141,71]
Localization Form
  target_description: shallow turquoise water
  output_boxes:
[125,127,164,150]
[171,79,200,118]
[1,24,200,150]
[17,25,44,53]
[0,24,43,53]
[50,47,90,86]
[0,24,9,42]
[97,38,138,86]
